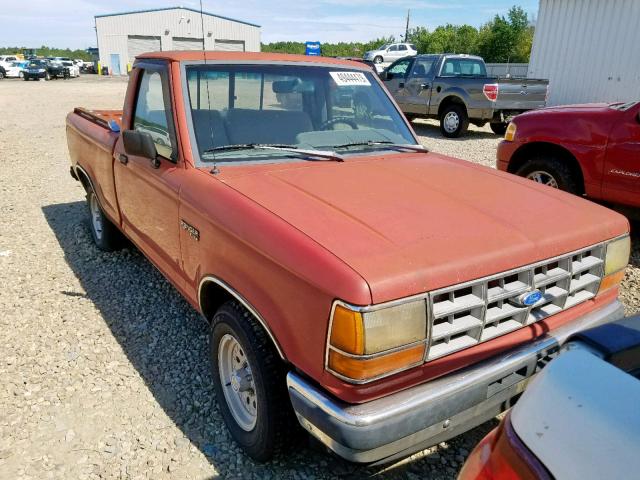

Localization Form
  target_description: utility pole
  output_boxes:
[404,9,410,42]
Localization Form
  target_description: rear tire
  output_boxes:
[515,156,580,194]
[490,122,508,135]
[44,72,50,81]
[440,104,469,138]
[86,188,123,251]
[210,301,294,462]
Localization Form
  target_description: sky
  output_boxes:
[0,0,539,49]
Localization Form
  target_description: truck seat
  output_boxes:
[225,108,313,145]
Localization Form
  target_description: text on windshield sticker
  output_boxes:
[330,71,371,87]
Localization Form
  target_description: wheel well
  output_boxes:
[199,280,235,322]
[199,278,286,360]
[75,167,91,193]
[438,96,466,117]
[508,142,585,195]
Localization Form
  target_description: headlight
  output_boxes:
[504,122,517,141]
[599,235,630,294]
[38,69,45,73]
[327,300,427,382]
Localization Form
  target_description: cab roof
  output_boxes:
[135,51,370,70]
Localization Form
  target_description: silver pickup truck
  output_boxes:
[382,54,549,137]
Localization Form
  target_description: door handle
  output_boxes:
[118,153,128,165]
[421,83,429,90]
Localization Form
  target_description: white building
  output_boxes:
[95,6,260,75]
[528,0,640,105]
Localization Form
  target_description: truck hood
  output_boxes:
[218,152,627,303]
[520,103,617,118]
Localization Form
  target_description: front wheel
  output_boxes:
[440,104,469,138]
[44,72,51,81]
[86,188,123,251]
[210,301,293,462]
[490,122,508,135]
[516,156,580,194]
[373,55,383,64]
[18,71,23,78]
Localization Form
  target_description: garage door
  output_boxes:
[214,40,245,52]
[173,37,204,51]
[127,35,161,64]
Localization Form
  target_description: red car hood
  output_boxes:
[218,153,628,303]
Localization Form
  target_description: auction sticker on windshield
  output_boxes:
[330,71,371,86]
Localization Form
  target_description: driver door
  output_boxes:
[113,62,186,286]
[382,58,415,111]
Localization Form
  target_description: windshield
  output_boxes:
[185,64,416,164]
[28,61,46,68]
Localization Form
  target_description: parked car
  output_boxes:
[23,59,69,80]
[382,54,549,137]
[61,60,80,77]
[497,101,640,213]
[363,42,417,64]
[0,54,19,69]
[459,315,640,480]
[66,51,629,465]
[5,61,29,78]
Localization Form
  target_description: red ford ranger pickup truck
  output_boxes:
[497,101,640,212]
[66,52,630,465]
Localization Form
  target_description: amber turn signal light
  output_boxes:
[329,305,364,355]
[598,269,625,294]
[328,344,425,382]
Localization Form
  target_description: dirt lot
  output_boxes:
[0,76,638,480]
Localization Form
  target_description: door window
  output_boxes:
[398,45,407,51]
[388,45,399,52]
[412,58,435,77]
[388,58,413,77]
[133,69,175,160]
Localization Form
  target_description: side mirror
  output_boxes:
[123,129,158,165]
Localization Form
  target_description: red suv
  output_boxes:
[497,101,640,211]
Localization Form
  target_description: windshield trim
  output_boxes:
[178,59,420,168]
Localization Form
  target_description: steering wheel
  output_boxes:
[320,117,359,131]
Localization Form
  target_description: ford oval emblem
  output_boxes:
[516,290,542,306]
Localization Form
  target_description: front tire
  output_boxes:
[516,156,580,194]
[210,301,293,462]
[44,72,50,81]
[440,104,469,138]
[373,55,383,64]
[490,122,508,135]
[86,188,123,251]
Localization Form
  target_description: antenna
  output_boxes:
[199,0,216,167]
[404,9,410,42]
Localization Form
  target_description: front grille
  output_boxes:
[426,243,605,361]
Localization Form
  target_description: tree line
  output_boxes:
[263,6,534,63]
[0,45,93,60]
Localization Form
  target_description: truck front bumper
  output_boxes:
[287,299,624,464]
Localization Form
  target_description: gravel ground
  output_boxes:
[0,76,638,480]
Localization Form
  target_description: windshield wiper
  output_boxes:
[330,141,428,152]
[202,143,344,162]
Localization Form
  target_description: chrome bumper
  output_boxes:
[287,300,625,464]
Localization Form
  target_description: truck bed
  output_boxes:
[66,108,123,223]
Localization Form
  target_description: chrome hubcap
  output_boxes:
[443,111,459,133]
[526,170,559,188]
[218,334,257,431]
[89,194,103,240]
